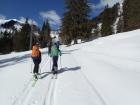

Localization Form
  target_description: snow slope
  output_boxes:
[0,29,140,105]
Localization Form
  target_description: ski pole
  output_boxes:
[60,55,62,69]
[31,58,33,73]
[50,57,52,71]
[31,63,32,73]
[39,65,41,74]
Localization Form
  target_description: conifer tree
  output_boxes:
[40,20,51,47]
[101,7,113,36]
[61,0,91,45]
[13,29,19,51]
[123,0,140,31]
[100,4,118,36]
[14,18,31,51]
[0,31,13,54]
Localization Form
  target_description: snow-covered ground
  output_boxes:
[0,29,140,105]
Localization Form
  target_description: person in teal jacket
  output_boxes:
[48,42,61,74]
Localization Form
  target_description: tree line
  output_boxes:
[0,18,51,54]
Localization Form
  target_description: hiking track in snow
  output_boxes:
[70,53,108,105]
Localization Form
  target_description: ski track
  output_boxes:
[12,77,36,105]
[80,50,140,73]
[12,49,113,105]
[12,50,109,105]
[13,74,54,105]
[70,53,108,105]
[12,74,58,105]
[11,55,55,105]
[44,75,57,105]
[36,75,52,105]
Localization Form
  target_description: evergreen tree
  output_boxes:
[101,7,113,36]
[91,3,121,37]
[0,31,13,54]
[14,18,31,51]
[101,4,118,36]
[40,20,51,47]
[13,29,19,51]
[61,12,73,45]
[61,0,91,45]
[123,0,140,31]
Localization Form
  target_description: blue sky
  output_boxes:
[0,0,123,29]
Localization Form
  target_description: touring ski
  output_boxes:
[32,78,38,87]
[51,72,57,79]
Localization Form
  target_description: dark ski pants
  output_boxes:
[52,56,58,71]
[33,62,39,74]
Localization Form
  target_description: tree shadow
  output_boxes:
[0,50,48,68]
[0,54,31,68]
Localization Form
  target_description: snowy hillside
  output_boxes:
[0,19,23,33]
[0,29,140,105]
[0,18,37,34]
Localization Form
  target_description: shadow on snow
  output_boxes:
[39,66,81,79]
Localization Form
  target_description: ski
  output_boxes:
[31,74,39,87]
[51,73,57,79]
[54,73,57,79]
[32,78,38,87]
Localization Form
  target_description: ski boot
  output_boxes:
[33,73,38,80]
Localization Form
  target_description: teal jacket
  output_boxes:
[48,44,61,57]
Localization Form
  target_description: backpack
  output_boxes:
[31,45,40,57]
[50,44,60,57]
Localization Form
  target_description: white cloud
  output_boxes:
[40,10,61,26]
[19,17,38,26]
[0,15,6,20]
[91,0,124,10]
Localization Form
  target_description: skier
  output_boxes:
[48,41,61,74]
[31,43,41,79]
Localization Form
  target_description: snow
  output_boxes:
[97,23,102,37]
[0,28,6,33]
[14,24,22,31]
[19,17,38,26]
[112,3,123,34]
[98,23,102,30]
[0,18,18,25]
[0,29,140,105]
[0,18,22,34]
[118,3,123,16]
[112,17,120,34]
[0,19,9,25]
[0,17,37,35]
[33,31,40,36]
[91,23,102,37]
